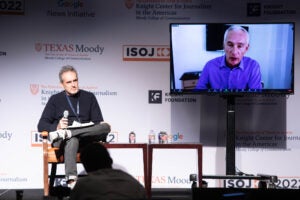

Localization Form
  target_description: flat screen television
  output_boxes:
[170,22,295,95]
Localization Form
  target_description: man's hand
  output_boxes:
[57,118,68,130]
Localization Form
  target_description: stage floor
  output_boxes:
[0,188,193,200]
[2,188,299,200]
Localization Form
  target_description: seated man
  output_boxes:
[37,65,111,189]
[70,142,147,200]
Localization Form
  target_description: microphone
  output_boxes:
[62,110,69,129]
[63,110,69,119]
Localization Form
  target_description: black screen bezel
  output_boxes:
[169,22,295,96]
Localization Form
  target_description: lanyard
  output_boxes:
[65,92,80,122]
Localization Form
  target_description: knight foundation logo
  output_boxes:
[247,3,261,16]
[149,90,162,104]
[123,45,170,61]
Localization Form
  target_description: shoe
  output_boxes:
[67,177,77,190]
[49,129,72,143]
[67,180,76,190]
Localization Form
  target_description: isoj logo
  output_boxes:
[123,45,170,61]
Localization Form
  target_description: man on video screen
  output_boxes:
[195,25,262,90]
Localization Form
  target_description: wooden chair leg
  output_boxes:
[42,131,67,198]
[43,165,49,197]
[49,163,57,195]
[42,132,49,197]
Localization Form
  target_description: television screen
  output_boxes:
[170,22,295,95]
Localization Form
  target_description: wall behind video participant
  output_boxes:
[0,0,299,189]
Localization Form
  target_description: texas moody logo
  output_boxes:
[35,43,104,54]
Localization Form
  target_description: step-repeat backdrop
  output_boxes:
[0,0,299,189]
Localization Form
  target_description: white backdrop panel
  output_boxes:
[0,0,299,189]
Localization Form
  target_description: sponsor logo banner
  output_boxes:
[123,45,170,61]
[0,51,7,56]
[35,42,104,61]
[149,90,198,104]
[149,90,162,104]
[0,0,24,15]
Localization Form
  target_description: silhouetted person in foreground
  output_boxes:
[70,142,146,200]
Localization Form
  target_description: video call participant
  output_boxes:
[196,25,262,90]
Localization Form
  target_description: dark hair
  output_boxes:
[80,142,113,173]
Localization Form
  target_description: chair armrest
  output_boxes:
[41,131,48,139]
